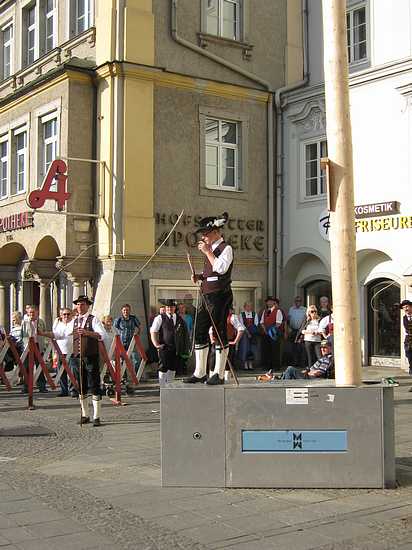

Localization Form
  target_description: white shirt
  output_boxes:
[288,305,307,330]
[150,313,177,333]
[303,319,321,342]
[319,314,333,335]
[53,314,106,342]
[210,238,233,275]
[230,313,246,332]
[52,319,73,356]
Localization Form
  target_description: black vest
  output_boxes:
[159,314,177,348]
[73,315,99,357]
[201,241,233,295]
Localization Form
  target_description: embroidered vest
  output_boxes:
[201,241,233,295]
[263,308,278,328]
[73,315,99,357]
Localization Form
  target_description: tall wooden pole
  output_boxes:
[322,0,362,386]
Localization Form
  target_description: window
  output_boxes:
[76,0,92,34]
[347,4,367,64]
[44,0,56,52]
[1,23,13,80]
[23,4,37,66]
[12,129,27,195]
[0,139,8,199]
[205,118,240,190]
[40,116,58,181]
[303,139,327,199]
[206,0,241,41]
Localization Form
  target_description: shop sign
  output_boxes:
[355,215,412,232]
[319,208,412,240]
[28,159,70,211]
[0,211,34,233]
[156,212,265,251]
[354,201,400,219]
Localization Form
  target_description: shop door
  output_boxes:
[367,279,400,360]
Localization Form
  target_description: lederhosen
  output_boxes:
[195,241,233,350]
[69,315,101,397]
[157,314,186,373]
[404,315,412,373]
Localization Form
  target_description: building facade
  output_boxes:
[0,0,298,335]
[279,0,412,369]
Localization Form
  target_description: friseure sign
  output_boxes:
[156,212,265,251]
[0,212,34,233]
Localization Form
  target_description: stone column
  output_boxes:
[16,281,23,313]
[0,282,11,332]
[39,281,52,329]
[72,280,82,301]
[52,281,59,321]
[59,273,66,308]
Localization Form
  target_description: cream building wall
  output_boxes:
[280,0,412,368]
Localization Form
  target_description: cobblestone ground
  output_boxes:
[0,389,206,550]
[1,379,412,549]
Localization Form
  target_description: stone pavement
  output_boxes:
[0,368,412,549]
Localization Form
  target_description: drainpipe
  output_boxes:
[274,0,310,297]
[170,0,276,293]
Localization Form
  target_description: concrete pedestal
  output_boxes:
[161,381,395,488]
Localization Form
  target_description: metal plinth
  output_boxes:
[161,381,395,488]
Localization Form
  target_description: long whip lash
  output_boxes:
[111,210,185,307]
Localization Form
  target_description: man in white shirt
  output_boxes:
[150,299,189,386]
[184,212,234,386]
[52,295,106,426]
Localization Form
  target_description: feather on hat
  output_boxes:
[196,212,229,234]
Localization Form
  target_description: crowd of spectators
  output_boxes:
[0,294,335,392]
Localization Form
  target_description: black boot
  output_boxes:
[206,373,224,385]
[183,375,207,384]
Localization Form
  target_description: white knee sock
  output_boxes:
[80,396,89,417]
[166,370,175,383]
[213,347,229,379]
[92,396,101,420]
[224,370,230,382]
[193,347,208,378]
[159,371,167,387]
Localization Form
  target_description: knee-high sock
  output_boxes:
[166,370,175,383]
[193,347,208,379]
[213,347,229,379]
[80,396,89,417]
[159,371,167,387]
[92,395,101,420]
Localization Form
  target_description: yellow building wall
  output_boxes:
[97,77,112,258]
[124,2,155,66]
[123,77,154,256]
[286,0,304,85]
[95,1,155,258]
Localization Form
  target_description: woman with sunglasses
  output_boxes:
[301,306,322,368]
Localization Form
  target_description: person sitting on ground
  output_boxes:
[281,340,333,380]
